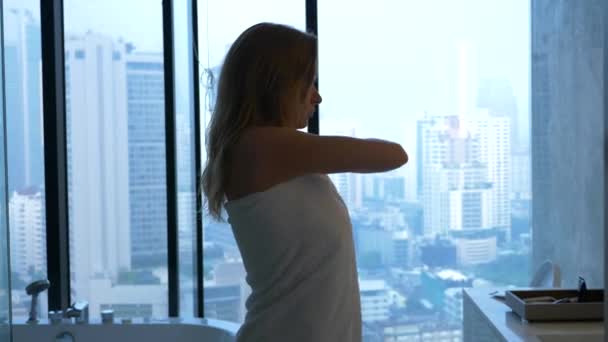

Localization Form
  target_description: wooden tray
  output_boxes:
[505,289,604,322]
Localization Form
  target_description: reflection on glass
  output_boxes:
[64,0,167,320]
[0,3,12,338]
[174,0,197,317]
[197,0,304,323]
[3,0,48,321]
[319,1,530,340]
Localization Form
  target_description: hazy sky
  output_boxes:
[197,1,530,149]
[7,0,530,158]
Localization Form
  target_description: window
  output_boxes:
[6,1,605,337]
[64,0,167,320]
[0,2,11,336]
[3,0,48,321]
[173,0,197,318]
[197,0,305,323]
[319,1,530,339]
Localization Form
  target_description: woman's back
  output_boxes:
[225,173,362,342]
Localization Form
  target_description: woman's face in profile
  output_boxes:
[291,81,321,129]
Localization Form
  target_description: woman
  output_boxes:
[202,22,407,342]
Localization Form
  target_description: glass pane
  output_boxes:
[0,1,12,338]
[173,0,197,318]
[319,1,530,340]
[3,0,47,322]
[64,0,168,320]
[197,0,304,324]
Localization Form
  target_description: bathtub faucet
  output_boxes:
[66,300,89,324]
[25,279,50,324]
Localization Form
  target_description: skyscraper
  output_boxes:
[125,52,167,268]
[65,33,132,300]
[9,187,46,279]
[419,113,511,243]
[416,114,436,201]
[469,111,511,240]
[477,78,521,151]
[4,9,44,193]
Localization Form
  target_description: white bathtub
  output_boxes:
[13,317,239,342]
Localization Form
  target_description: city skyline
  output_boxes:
[3,2,531,341]
[4,0,530,145]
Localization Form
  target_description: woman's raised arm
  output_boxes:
[238,127,408,182]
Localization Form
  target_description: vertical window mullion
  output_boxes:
[0,0,13,330]
[306,0,319,135]
[40,0,70,312]
[162,0,180,317]
[192,0,205,319]
[604,0,608,328]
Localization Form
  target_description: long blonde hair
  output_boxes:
[202,23,317,220]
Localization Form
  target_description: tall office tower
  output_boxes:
[125,52,167,268]
[427,162,493,236]
[419,113,511,243]
[9,188,46,279]
[469,111,511,240]
[416,114,436,201]
[65,33,132,300]
[477,78,522,151]
[4,8,44,193]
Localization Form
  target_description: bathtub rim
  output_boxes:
[12,316,240,336]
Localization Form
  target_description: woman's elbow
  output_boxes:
[396,145,408,167]
[386,143,408,170]
[400,147,409,166]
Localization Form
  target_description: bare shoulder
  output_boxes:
[239,126,307,144]
[226,127,296,200]
[235,126,312,161]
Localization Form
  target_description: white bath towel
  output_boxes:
[225,173,362,342]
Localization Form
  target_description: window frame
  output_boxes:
[41,0,606,331]
[39,0,319,318]
[41,0,70,312]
